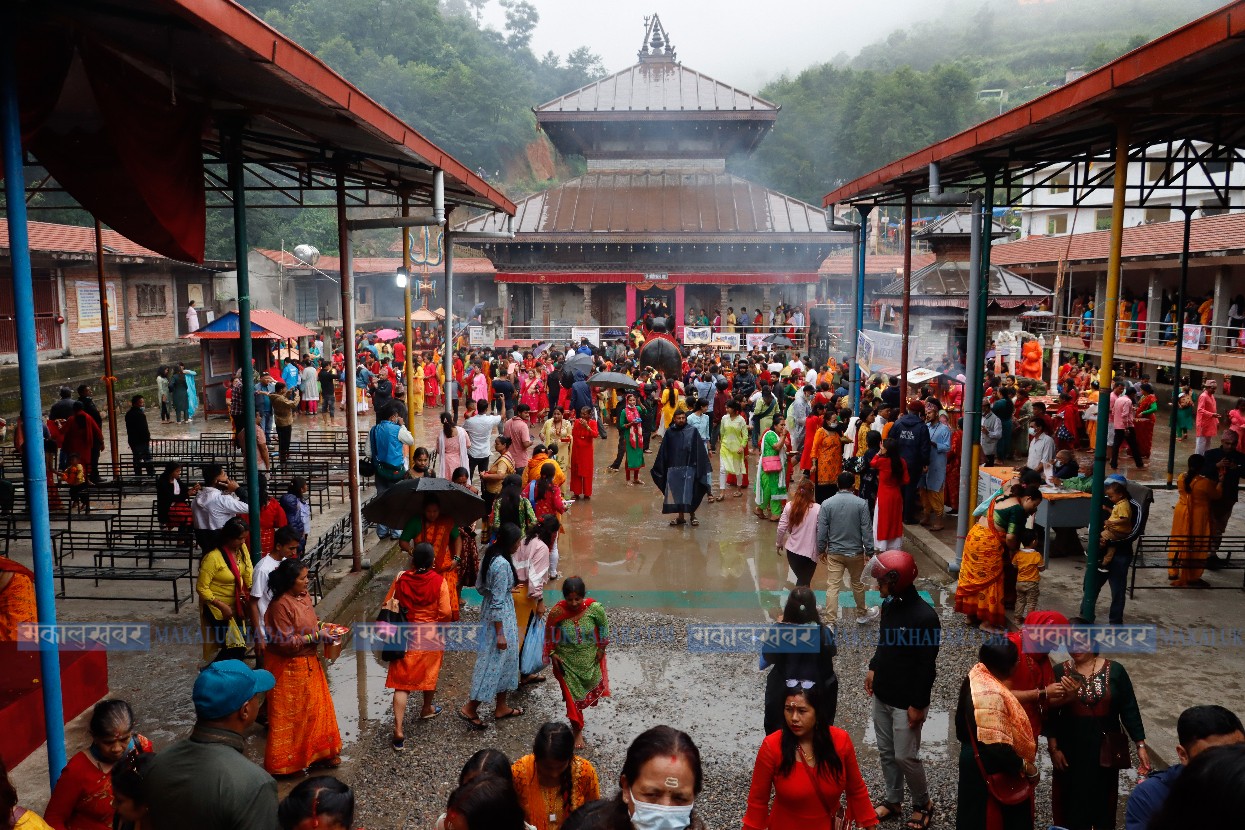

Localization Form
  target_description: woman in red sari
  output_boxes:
[570,407,599,500]
[1054,392,1083,453]
[871,437,908,551]
[423,354,441,407]
[945,411,963,514]
[1133,383,1159,460]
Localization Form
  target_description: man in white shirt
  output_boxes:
[1026,416,1056,471]
[185,300,199,333]
[192,463,248,551]
[463,399,502,483]
[249,526,301,662]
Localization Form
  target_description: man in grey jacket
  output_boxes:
[816,471,878,623]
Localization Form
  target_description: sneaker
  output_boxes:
[856,607,881,624]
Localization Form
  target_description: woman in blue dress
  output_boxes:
[459,522,523,729]
[919,409,953,531]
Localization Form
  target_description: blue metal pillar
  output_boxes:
[227,135,262,554]
[851,205,872,414]
[1,22,68,785]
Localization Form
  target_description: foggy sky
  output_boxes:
[479,0,940,90]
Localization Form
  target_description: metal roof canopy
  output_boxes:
[16,0,515,216]
[822,0,1245,208]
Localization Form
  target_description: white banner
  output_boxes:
[683,326,713,345]
[75,281,118,333]
[857,329,903,376]
[745,333,771,351]
[714,332,741,350]
[570,326,600,345]
[468,325,487,346]
[1182,324,1203,350]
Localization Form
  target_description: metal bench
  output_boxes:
[54,564,193,611]
[1130,534,1245,594]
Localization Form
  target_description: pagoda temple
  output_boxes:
[459,15,848,339]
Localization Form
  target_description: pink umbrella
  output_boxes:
[374,328,401,341]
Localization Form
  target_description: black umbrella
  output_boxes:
[587,371,640,391]
[362,478,488,529]
[763,334,795,347]
[565,353,594,374]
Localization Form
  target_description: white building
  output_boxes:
[1017,141,1244,238]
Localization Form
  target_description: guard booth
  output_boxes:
[186,309,317,414]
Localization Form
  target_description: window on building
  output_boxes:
[136,283,167,316]
[358,285,369,304]
[1048,171,1071,194]
[1144,206,1171,224]
[1203,147,1232,176]
[1046,214,1068,235]
[1146,161,1169,183]
[1094,209,1113,231]
[1201,198,1228,217]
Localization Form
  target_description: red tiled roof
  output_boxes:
[818,253,936,276]
[0,220,165,259]
[991,212,1245,266]
[254,249,495,274]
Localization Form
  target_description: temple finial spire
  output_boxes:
[638,14,676,62]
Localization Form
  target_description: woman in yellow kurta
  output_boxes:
[0,556,37,641]
[263,558,343,775]
[511,722,600,830]
[539,409,574,497]
[1168,454,1223,586]
[410,355,425,414]
[196,518,253,662]
[384,542,452,750]
[658,379,683,433]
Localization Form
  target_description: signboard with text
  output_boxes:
[857,329,903,376]
[683,326,713,345]
[75,281,119,333]
[1182,324,1203,350]
[570,326,600,345]
[468,326,487,346]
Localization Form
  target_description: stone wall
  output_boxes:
[0,341,202,423]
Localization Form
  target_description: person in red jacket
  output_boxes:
[743,683,877,830]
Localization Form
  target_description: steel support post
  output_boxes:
[336,172,363,571]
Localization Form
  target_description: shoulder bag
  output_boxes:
[968,726,1033,806]
[801,751,855,830]
[376,575,408,662]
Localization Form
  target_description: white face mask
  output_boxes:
[1028,427,1036,436]
[629,789,693,830]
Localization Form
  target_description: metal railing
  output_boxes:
[498,323,840,354]
[1054,315,1245,363]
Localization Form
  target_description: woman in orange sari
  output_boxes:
[0,556,36,640]
[955,485,1043,634]
[384,542,452,751]
[263,558,343,775]
[808,415,844,504]
[1168,454,1222,586]
[399,496,462,620]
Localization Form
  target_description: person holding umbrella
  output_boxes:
[398,495,463,622]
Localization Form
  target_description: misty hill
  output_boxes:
[736,0,1223,206]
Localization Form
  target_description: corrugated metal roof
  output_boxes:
[536,59,778,115]
[991,212,1245,266]
[187,309,317,340]
[877,261,1053,307]
[818,252,937,276]
[458,172,831,237]
[254,249,495,274]
[914,212,1012,239]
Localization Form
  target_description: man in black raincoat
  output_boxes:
[650,409,712,527]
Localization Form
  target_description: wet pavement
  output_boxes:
[6,400,1231,827]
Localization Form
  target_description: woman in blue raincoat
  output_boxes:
[918,409,952,531]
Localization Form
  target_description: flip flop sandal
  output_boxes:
[494,707,525,721]
[520,675,547,685]
[689,518,700,526]
[391,737,405,751]
[669,519,686,526]
[456,709,487,730]
[420,705,444,720]
[904,804,936,830]
[874,803,903,822]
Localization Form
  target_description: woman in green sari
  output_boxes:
[543,576,609,750]
[754,415,789,521]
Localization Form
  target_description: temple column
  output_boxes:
[1211,265,1228,354]
[581,284,594,325]
[497,282,510,336]
[540,285,551,329]
[1145,270,1159,346]
[719,286,730,327]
